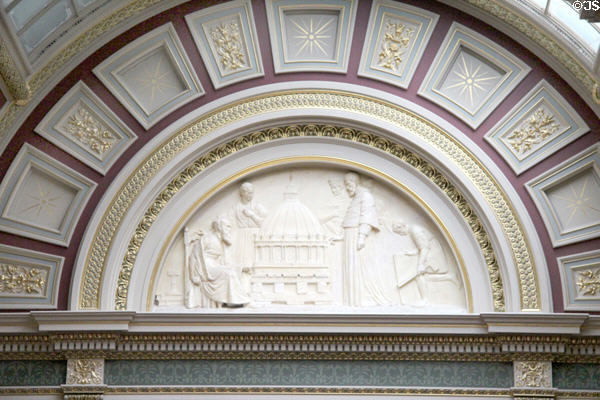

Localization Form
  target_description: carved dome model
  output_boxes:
[252,177,331,305]
[258,178,326,241]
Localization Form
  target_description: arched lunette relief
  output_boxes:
[155,166,467,312]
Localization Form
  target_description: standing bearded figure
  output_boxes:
[342,172,386,306]
[233,182,266,270]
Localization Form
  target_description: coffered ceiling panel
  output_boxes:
[93,23,204,130]
[486,80,589,175]
[0,244,63,309]
[0,144,96,247]
[266,0,357,73]
[358,0,438,89]
[559,249,600,311]
[185,0,263,89]
[35,81,137,175]
[527,144,600,247]
[418,22,531,129]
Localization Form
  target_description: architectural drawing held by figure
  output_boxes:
[392,222,459,306]
[184,215,250,308]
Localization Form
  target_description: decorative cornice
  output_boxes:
[0,313,599,363]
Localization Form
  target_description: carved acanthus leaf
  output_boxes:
[514,361,551,388]
[0,263,46,294]
[576,268,600,296]
[64,105,116,156]
[506,108,560,154]
[211,22,246,71]
[377,22,414,72]
[66,359,103,385]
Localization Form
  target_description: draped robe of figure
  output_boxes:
[187,231,250,307]
[342,186,389,306]
[233,200,266,270]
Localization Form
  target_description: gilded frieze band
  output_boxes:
[0,38,30,105]
[78,91,539,311]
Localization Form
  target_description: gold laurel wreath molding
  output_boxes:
[78,90,539,312]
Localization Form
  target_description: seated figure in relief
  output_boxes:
[392,222,459,305]
[184,215,250,308]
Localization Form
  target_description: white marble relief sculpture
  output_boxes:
[252,177,332,305]
[233,182,266,272]
[320,178,346,240]
[392,222,459,306]
[342,172,389,307]
[158,167,466,312]
[184,215,250,308]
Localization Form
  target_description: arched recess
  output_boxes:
[69,82,552,314]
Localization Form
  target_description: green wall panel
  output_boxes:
[105,360,513,387]
[553,363,600,390]
[0,360,66,386]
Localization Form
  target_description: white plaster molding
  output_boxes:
[527,143,600,247]
[436,0,600,119]
[35,81,137,175]
[185,0,263,89]
[358,0,438,89]
[69,81,551,314]
[558,249,600,311]
[31,311,135,331]
[0,311,593,335]
[0,143,96,247]
[418,22,531,129]
[0,244,64,309]
[265,0,358,74]
[93,22,204,130]
[481,312,588,334]
[485,79,589,175]
[0,0,191,155]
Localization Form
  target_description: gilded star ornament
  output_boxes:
[290,16,334,57]
[133,56,180,109]
[21,182,61,216]
[551,176,600,226]
[443,52,500,107]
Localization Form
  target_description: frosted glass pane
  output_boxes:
[527,0,548,9]
[19,0,72,53]
[550,0,600,51]
[74,0,98,9]
[8,0,50,31]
